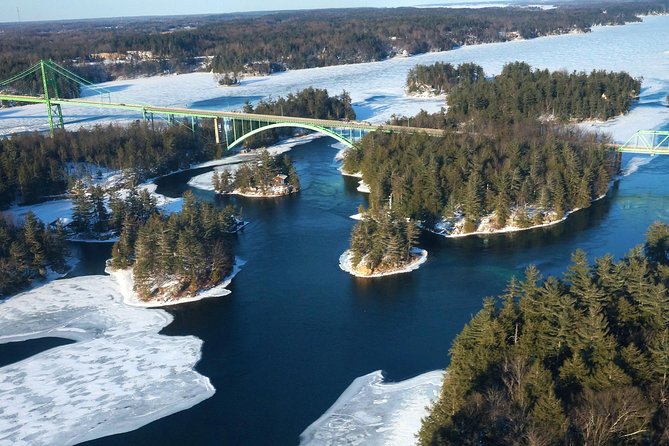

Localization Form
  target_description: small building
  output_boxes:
[273,174,288,187]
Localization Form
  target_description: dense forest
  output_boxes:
[110,191,238,300]
[239,87,355,148]
[0,2,665,86]
[406,62,484,95]
[0,212,68,297]
[0,122,218,209]
[69,183,159,238]
[401,62,641,125]
[348,205,420,275]
[213,150,300,196]
[447,62,641,122]
[419,222,669,445]
[343,121,614,231]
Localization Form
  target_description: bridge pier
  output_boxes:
[214,117,220,144]
[615,151,622,174]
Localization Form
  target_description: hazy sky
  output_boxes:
[0,0,441,23]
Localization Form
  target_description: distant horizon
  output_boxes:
[0,0,524,24]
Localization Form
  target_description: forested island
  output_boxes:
[344,121,614,236]
[0,2,665,87]
[341,63,639,244]
[402,62,641,123]
[213,150,300,197]
[406,62,484,96]
[419,222,669,445]
[340,205,426,277]
[109,191,239,304]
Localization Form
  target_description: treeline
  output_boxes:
[111,191,238,299]
[400,62,641,125]
[344,121,614,230]
[0,122,217,209]
[213,150,300,195]
[0,2,665,82]
[447,62,641,122]
[0,212,68,297]
[349,205,419,274]
[70,182,158,237]
[239,87,355,148]
[420,222,669,445]
[406,62,484,95]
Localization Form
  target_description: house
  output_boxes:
[273,174,288,187]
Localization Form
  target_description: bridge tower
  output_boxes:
[40,60,64,135]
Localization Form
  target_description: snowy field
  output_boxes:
[0,276,214,446]
[300,370,443,445]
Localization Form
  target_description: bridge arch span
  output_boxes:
[226,122,356,150]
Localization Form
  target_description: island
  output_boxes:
[342,62,641,239]
[212,150,300,198]
[108,191,242,306]
[340,205,427,278]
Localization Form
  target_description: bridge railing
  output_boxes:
[618,130,669,155]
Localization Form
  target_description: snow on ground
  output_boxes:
[8,199,73,226]
[300,370,443,445]
[108,258,245,308]
[357,181,371,194]
[188,134,322,192]
[0,275,214,446]
[339,248,429,278]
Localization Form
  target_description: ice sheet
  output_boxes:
[0,275,215,445]
[300,370,443,445]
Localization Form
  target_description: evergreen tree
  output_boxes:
[71,180,93,233]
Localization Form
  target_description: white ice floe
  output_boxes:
[339,248,428,278]
[108,257,245,308]
[0,275,215,446]
[300,370,444,446]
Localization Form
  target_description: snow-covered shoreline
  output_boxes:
[339,248,428,278]
[187,134,322,192]
[300,369,444,445]
[108,258,245,308]
[0,275,215,445]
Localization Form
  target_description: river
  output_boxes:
[1,13,668,446]
[68,137,668,445]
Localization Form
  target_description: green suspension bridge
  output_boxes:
[0,59,667,155]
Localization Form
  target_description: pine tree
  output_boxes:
[288,164,300,191]
[22,211,46,274]
[90,185,109,233]
[71,181,93,233]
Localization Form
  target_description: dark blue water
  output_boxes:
[81,139,669,445]
[0,337,75,368]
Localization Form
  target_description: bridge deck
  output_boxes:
[0,94,445,137]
